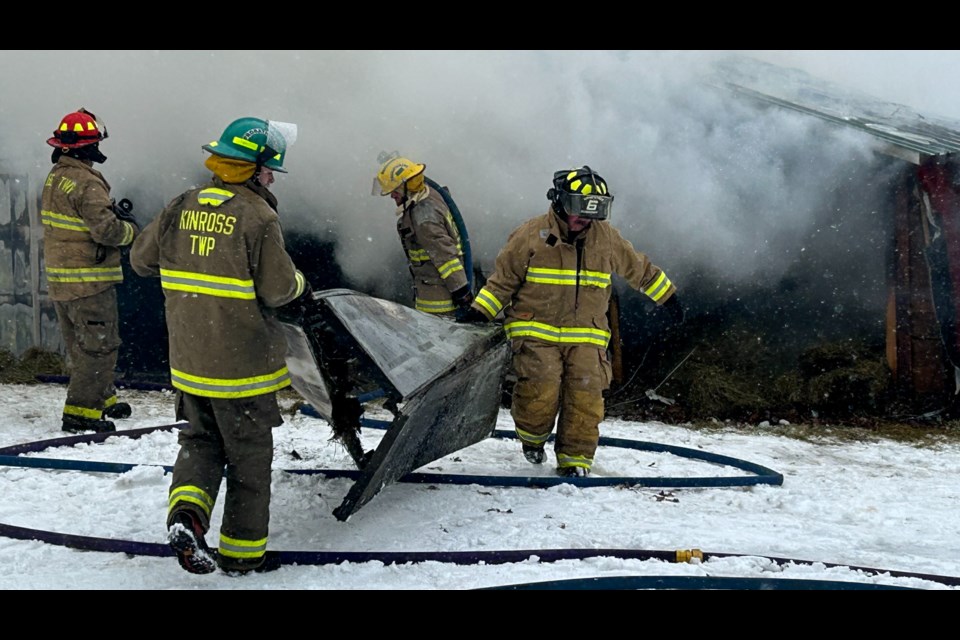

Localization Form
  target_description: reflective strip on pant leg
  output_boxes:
[515,426,551,446]
[169,485,215,518]
[556,452,593,470]
[63,404,103,420]
[218,533,268,561]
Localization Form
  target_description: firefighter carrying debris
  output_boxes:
[460,166,684,477]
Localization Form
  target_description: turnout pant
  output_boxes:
[510,340,612,472]
[167,391,281,570]
[53,288,121,420]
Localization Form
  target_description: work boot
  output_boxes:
[168,511,217,575]
[103,402,132,420]
[219,551,282,576]
[62,414,116,434]
[557,465,590,478]
[522,444,546,464]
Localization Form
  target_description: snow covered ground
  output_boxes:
[0,382,957,590]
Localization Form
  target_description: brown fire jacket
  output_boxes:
[40,156,137,301]
[130,176,306,398]
[472,208,676,348]
[397,186,468,313]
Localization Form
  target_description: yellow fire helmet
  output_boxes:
[373,150,426,196]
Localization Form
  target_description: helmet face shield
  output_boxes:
[559,192,614,220]
[203,117,297,173]
[373,152,425,196]
[550,165,614,220]
[48,108,107,149]
[78,108,108,141]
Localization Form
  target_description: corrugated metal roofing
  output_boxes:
[711,56,960,165]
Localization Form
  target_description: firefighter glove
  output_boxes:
[277,279,320,325]
[111,198,140,232]
[663,294,685,325]
[452,285,474,308]
[456,306,489,324]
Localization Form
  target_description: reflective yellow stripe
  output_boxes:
[416,298,456,313]
[294,271,306,298]
[47,266,123,283]
[232,136,261,152]
[437,258,464,279]
[218,533,268,560]
[557,453,592,469]
[526,267,611,288]
[408,249,429,263]
[104,396,117,408]
[160,268,256,300]
[120,221,135,246]
[170,366,291,398]
[644,272,673,302]
[197,188,235,207]
[475,288,503,317]
[41,210,89,232]
[516,427,550,445]
[169,485,215,517]
[63,404,102,419]
[504,321,610,348]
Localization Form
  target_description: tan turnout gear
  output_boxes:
[472,206,676,474]
[42,150,138,430]
[131,121,305,573]
[396,186,468,315]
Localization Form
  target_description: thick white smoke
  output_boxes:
[0,50,955,305]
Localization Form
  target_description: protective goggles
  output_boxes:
[558,192,614,220]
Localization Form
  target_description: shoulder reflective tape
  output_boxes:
[504,321,610,348]
[644,272,673,302]
[160,269,256,300]
[169,366,291,398]
[46,266,123,283]
[169,485,215,517]
[475,288,503,316]
[41,210,90,232]
[197,188,235,207]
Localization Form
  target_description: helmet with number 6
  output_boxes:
[547,166,614,220]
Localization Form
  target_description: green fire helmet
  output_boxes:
[203,117,298,173]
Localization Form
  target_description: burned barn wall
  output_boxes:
[889,165,953,404]
[0,174,59,359]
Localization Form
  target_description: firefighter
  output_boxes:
[373,152,473,318]
[131,117,313,575]
[41,108,139,434]
[461,167,684,477]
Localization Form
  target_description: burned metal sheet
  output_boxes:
[323,290,498,399]
[333,336,510,521]
[281,289,511,519]
[281,321,334,418]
